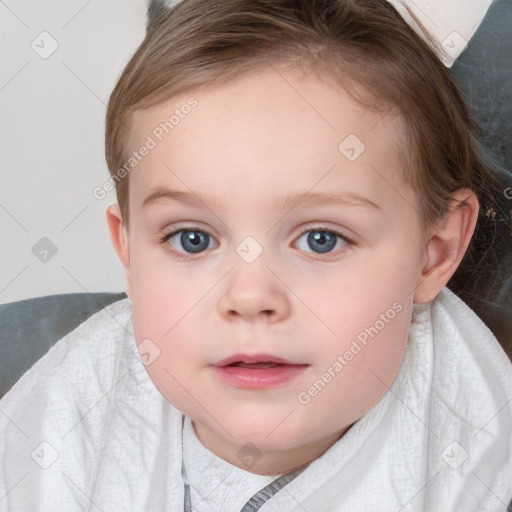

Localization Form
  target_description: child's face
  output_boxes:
[115,64,430,475]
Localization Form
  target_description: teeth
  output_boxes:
[234,362,280,368]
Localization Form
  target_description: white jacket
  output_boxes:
[0,287,511,511]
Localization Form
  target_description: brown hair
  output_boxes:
[105,0,503,241]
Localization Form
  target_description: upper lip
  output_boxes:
[212,353,306,367]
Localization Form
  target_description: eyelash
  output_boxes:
[157,225,354,261]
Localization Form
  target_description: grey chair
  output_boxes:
[0,292,127,398]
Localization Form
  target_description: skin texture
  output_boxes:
[106,63,478,476]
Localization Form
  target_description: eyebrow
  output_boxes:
[142,186,381,211]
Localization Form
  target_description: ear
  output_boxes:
[414,188,479,303]
[106,204,133,300]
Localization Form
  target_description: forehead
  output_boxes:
[125,64,411,214]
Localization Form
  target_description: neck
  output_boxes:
[192,420,351,476]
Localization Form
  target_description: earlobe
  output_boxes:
[106,204,133,299]
[414,189,479,304]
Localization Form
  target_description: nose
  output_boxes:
[217,262,291,322]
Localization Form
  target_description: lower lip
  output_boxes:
[211,364,308,389]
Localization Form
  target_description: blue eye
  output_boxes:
[161,228,215,255]
[295,228,349,254]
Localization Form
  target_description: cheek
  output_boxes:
[308,300,412,425]
[131,276,205,362]
[128,255,206,399]
[130,289,205,413]
[129,245,201,336]
[300,249,415,411]
[306,255,413,346]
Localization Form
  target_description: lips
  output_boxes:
[211,352,309,389]
[213,353,304,367]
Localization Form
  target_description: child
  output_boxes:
[1,0,511,510]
